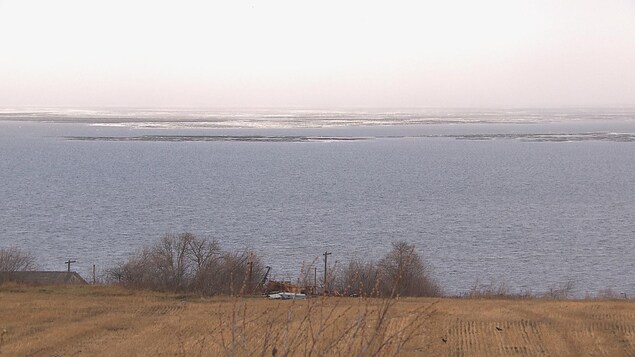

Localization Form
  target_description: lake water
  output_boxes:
[1,108,634,296]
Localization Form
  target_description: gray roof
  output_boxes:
[0,271,87,285]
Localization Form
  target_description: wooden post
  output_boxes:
[92,264,96,284]
[323,251,331,295]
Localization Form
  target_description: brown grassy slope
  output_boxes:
[1,285,634,356]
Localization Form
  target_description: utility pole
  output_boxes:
[65,259,77,272]
[314,266,317,295]
[323,251,331,295]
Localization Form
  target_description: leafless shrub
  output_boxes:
[464,280,506,298]
[106,248,154,288]
[463,281,534,299]
[202,249,264,295]
[462,280,581,299]
[0,247,37,272]
[595,288,624,300]
[335,258,381,297]
[544,280,576,299]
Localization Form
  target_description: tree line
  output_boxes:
[0,233,441,297]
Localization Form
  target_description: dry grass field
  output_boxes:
[1,285,635,356]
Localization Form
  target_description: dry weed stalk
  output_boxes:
[0,328,6,354]
[209,294,437,356]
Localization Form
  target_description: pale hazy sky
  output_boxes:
[1,0,634,108]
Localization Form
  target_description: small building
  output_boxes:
[0,271,88,285]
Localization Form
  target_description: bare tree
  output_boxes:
[0,247,37,271]
[187,236,222,293]
[187,235,221,271]
[149,233,196,291]
[377,241,441,297]
[108,233,264,296]
[332,242,441,297]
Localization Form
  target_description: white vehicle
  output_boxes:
[268,292,307,300]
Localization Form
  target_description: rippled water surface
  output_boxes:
[1,108,634,296]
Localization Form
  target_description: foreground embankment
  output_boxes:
[1,285,634,356]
